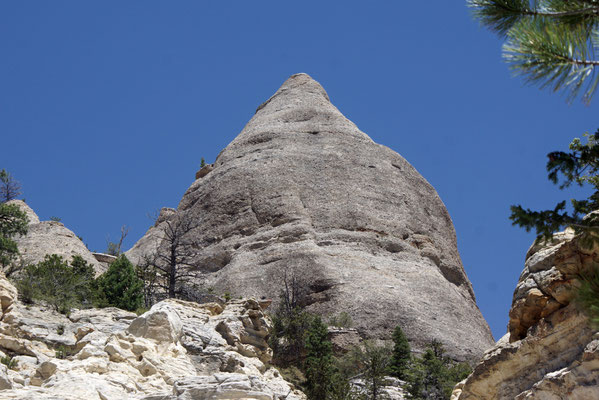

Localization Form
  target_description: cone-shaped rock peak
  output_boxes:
[128,74,494,361]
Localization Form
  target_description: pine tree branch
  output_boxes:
[503,19,599,102]
[469,0,599,34]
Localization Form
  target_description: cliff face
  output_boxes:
[453,231,599,400]
[128,73,494,361]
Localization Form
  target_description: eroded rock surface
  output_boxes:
[0,274,304,399]
[127,73,493,361]
[454,232,599,399]
[8,200,104,275]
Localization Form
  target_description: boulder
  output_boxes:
[127,302,183,343]
[127,73,493,361]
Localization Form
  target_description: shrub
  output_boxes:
[576,267,599,328]
[406,340,472,400]
[55,345,75,360]
[327,311,353,328]
[16,254,95,314]
[95,255,144,311]
[0,356,17,370]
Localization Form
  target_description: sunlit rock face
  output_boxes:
[127,73,494,362]
[0,272,305,399]
[453,232,599,400]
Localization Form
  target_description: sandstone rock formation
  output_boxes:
[453,232,599,399]
[0,272,304,399]
[127,73,493,361]
[7,200,105,275]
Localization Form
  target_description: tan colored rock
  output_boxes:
[454,232,599,400]
[92,253,117,271]
[0,272,17,318]
[508,228,589,341]
[328,327,361,354]
[195,164,214,179]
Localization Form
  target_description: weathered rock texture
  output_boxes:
[7,200,104,275]
[0,273,304,399]
[127,73,493,361]
[453,231,599,399]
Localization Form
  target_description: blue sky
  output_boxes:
[1,2,596,340]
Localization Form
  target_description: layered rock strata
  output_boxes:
[127,73,493,361]
[453,231,599,399]
[0,273,304,399]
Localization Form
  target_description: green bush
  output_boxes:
[55,345,75,360]
[406,340,472,400]
[16,255,95,314]
[577,266,599,327]
[0,355,17,370]
[269,307,314,366]
[327,312,353,328]
[95,255,144,312]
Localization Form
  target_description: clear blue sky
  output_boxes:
[1,2,596,340]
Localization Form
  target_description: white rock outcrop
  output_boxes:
[453,232,599,399]
[0,273,304,399]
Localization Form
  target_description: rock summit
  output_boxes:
[128,73,494,361]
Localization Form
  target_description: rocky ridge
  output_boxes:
[8,200,105,275]
[452,231,599,399]
[127,73,494,361]
[0,273,305,399]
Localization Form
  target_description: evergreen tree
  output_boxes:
[0,202,28,276]
[96,255,144,311]
[0,169,22,203]
[509,130,599,326]
[16,255,95,314]
[468,0,599,103]
[388,325,411,380]
[406,340,472,400]
[509,130,599,247]
[268,267,312,366]
[304,316,333,400]
[353,341,391,400]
